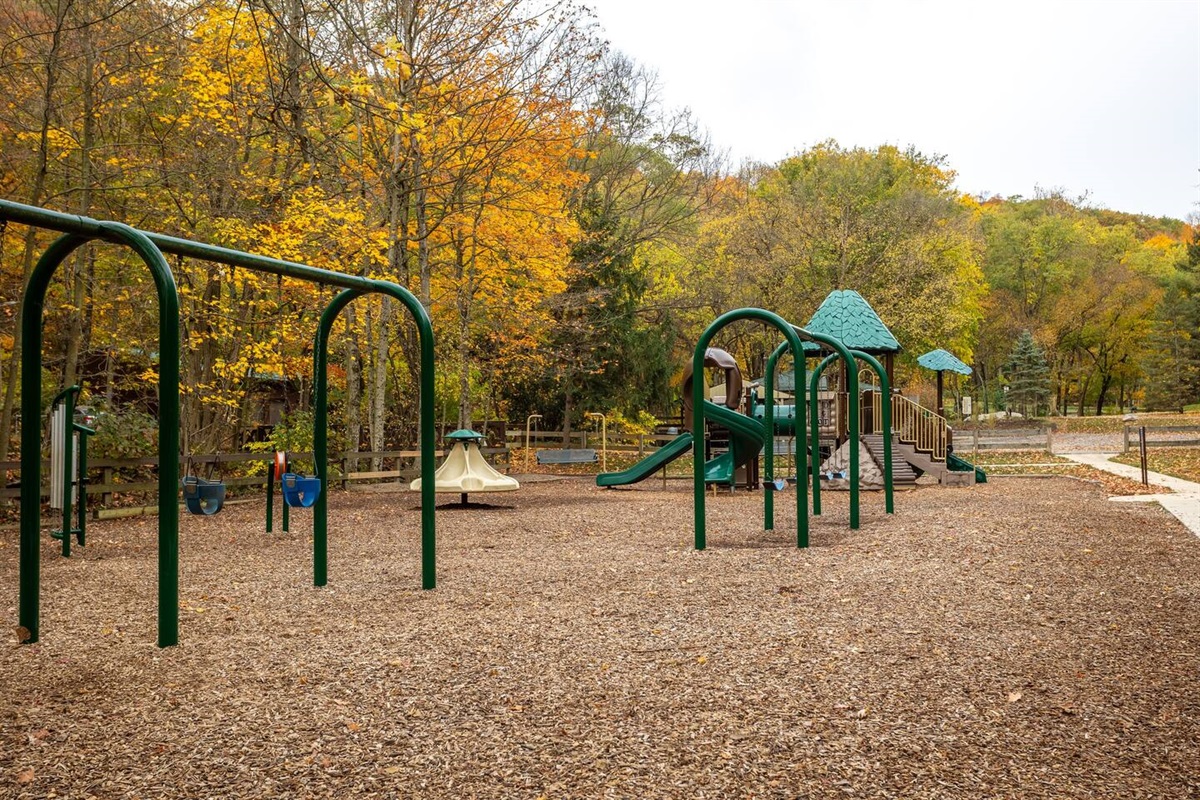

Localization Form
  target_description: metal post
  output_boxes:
[1139,426,1148,486]
[586,413,607,471]
[266,461,275,533]
[693,309,803,550]
[852,350,892,515]
[61,390,75,557]
[314,284,436,590]
[17,224,181,648]
[524,413,541,472]
[75,424,90,544]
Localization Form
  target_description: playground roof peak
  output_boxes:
[917,349,972,375]
[803,290,901,354]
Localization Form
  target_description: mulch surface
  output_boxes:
[2,478,1199,798]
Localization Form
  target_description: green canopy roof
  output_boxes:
[801,290,901,354]
[446,428,485,441]
[917,349,972,375]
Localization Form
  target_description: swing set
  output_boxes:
[6,198,438,648]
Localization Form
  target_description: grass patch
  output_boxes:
[986,463,1167,495]
[1111,448,1200,483]
[1032,411,1200,435]
[965,450,1071,466]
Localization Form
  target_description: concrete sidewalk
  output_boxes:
[1062,453,1200,537]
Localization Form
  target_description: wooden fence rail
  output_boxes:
[960,427,1055,452]
[1123,425,1200,453]
[1,446,511,503]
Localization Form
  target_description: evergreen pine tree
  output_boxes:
[1003,330,1051,417]
[1142,240,1200,410]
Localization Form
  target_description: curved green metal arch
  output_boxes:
[763,332,866,529]
[808,349,892,519]
[20,224,182,647]
[762,339,803,534]
[313,286,437,590]
[692,309,807,549]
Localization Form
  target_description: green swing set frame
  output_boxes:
[3,198,438,648]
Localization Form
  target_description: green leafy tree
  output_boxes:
[1142,238,1200,410]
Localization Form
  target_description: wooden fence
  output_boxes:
[507,429,681,457]
[1123,425,1200,453]
[960,426,1054,452]
[0,446,511,505]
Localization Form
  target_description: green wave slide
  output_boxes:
[596,401,765,488]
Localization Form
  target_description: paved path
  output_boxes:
[1061,453,1200,537]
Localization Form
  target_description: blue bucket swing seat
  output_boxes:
[182,475,226,515]
[281,472,321,508]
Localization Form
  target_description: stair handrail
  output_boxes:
[890,393,949,461]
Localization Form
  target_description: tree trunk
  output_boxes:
[1076,372,1093,416]
[344,303,361,453]
[1095,372,1113,417]
[456,237,472,429]
[0,3,67,459]
[63,34,96,389]
[370,297,391,470]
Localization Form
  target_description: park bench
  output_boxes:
[536,448,598,465]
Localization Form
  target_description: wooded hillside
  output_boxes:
[1,0,1194,460]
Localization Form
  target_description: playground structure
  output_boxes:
[4,198,438,648]
[597,306,892,546]
[595,292,983,546]
[411,429,519,505]
[596,347,760,489]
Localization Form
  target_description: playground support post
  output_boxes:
[19,224,181,647]
[524,413,542,471]
[314,286,437,590]
[692,309,804,550]
[586,413,607,471]
[761,332,865,536]
[763,342,806,536]
[808,348,893,522]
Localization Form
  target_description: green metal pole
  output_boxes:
[806,338,862,528]
[313,289,363,587]
[850,350,894,514]
[313,282,436,590]
[809,356,830,516]
[282,481,290,532]
[0,199,385,294]
[75,424,92,545]
[266,461,274,533]
[97,222,182,647]
[48,384,82,557]
[693,309,806,550]
[763,341,791,532]
[61,389,73,556]
[765,340,810,547]
[20,235,92,643]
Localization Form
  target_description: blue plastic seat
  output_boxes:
[281,473,321,508]
[182,475,226,515]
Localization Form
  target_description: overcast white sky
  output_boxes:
[582,0,1200,221]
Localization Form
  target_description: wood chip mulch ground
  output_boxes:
[2,477,1198,798]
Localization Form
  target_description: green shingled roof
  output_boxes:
[802,290,901,354]
[917,349,972,375]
